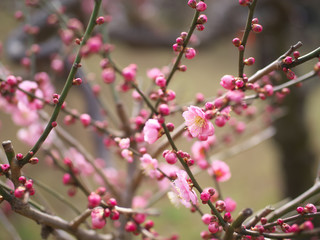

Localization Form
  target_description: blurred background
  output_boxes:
[0,0,319,239]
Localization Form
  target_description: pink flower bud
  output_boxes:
[125,221,137,232]
[107,198,117,207]
[110,210,120,220]
[188,0,197,8]
[102,68,116,84]
[215,116,227,127]
[16,153,24,160]
[159,104,170,116]
[252,24,263,33]
[29,157,39,165]
[215,200,226,212]
[284,56,293,65]
[80,113,91,127]
[208,222,219,234]
[185,48,196,59]
[304,203,317,213]
[88,192,101,208]
[200,191,211,203]
[196,2,207,12]
[19,176,26,184]
[264,84,274,96]
[155,76,167,87]
[244,57,255,66]
[6,75,17,86]
[62,173,72,185]
[14,186,26,198]
[302,220,314,231]
[293,51,300,59]
[1,164,10,173]
[224,212,232,222]
[133,213,146,224]
[122,65,137,82]
[164,151,177,164]
[252,18,259,24]
[197,14,208,24]
[201,214,212,225]
[232,38,241,47]
[96,16,105,25]
[286,69,296,80]
[220,75,235,90]
[166,122,175,132]
[91,208,106,229]
[145,220,154,229]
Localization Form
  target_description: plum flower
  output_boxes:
[143,119,162,144]
[208,160,231,182]
[182,106,214,141]
[140,154,158,179]
[171,170,198,208]
[191,136,216,169]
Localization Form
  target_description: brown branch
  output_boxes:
[2,141,21,188]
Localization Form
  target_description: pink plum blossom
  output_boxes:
[17,123,54,147]
[171,170,198,208]
[143,119,162,144]
[157,163,180,190]
[91,207,106,229]
[121,149,133,163]
[140,154,158,179]
[225,197,237,212]
[65,148,94,176]
[12,102,39,126]
[208,160,231,182]
[182,106,214,141]
[17,80,44,110]
[119,138,130,149]
[147,68,163,80]
[34,72,55,100]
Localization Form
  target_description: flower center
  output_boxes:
[194,116,205,127]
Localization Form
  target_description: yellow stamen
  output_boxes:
[194,116,205,127]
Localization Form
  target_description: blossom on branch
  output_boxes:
[140,154,159,178]
[183,106,214,141]
[208,160,231,182]
[170,170,198,208]
[143,119,162,144]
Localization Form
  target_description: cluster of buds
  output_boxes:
[0,164,10,176]
[276,217,315,234]
[188,0,207,12]
[14,176,35,199]
[176,150,194,166]
[251,18,263,33]
[196,14,208,31]
[296,203,317,214]
[201,214,221,235]
[173,32,197,60]
[200,187,215,204]
[90,189,120,229]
